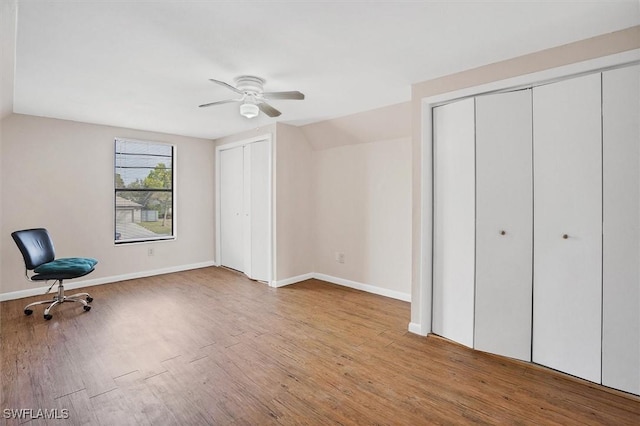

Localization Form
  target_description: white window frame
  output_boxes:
[114,137,177,245]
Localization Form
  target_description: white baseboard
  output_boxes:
[408,322,428,336]
[0,260,218,302]
[272,272,411,303]
[313,273,411,302]
[271,272,315,288]
[1,264,411,305]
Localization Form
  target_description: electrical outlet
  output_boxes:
[148,247,154,256]
[335,252,345,263]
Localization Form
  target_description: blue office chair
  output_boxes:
[11,228,97,320]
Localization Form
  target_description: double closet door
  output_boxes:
[533,68,639,391]
[432,65,639,395]
[218,139,271,282]
[433,90,533,361]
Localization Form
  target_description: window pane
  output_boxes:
[115,166,173,189]
[115,138,174,243]
[115,191,173,241]
[115,139,173,190]
[115,139,172,157]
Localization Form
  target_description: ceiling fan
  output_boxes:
[199,75,305,119]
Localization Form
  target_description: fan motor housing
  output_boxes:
[235,75,265,94]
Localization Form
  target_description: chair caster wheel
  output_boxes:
[44,314,53,320]
[86,296,93,303]
[24,309,33,316]
[83,305,91,312]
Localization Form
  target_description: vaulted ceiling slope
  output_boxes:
[6,1,640,139]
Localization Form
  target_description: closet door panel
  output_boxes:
[475,90,533,361]
[433,98,475,348]
[532,73,602,383]
[220,146,245,272]
[247,140,271,282]
[602,65,640,395]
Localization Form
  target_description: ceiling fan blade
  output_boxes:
[258,102,282,117]
[198,98,241,108]
[262,91,305,100]
[208,78,244,95]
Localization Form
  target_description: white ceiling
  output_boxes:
[10,0,640,140]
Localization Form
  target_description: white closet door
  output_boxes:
[602,65,640,395]
[220,146,245,272]
[433,98,475,348]
[475,90,533,361]
[246,140,271,282]
[532,73,602,383]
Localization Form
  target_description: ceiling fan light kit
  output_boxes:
[240,103,259,119]
[199,75,305,119]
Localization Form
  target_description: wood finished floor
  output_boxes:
[1,267,639,425]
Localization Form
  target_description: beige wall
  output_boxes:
[0,0,16,119]
[301,102,410,150]
[313,137,411,297]
[1,114,215,296]
[410,26,640,325]
[274,123,314,281]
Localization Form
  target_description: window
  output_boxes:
[115,138,175,243]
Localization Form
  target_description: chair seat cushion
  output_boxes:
[34,257,98,276]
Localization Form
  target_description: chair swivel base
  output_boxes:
[24,282,93,320]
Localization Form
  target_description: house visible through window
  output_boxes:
[115,138,175,243]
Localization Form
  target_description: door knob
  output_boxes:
[500,230,506,236]
[562,234,569,239]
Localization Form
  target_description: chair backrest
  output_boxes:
[11,228,56,270]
